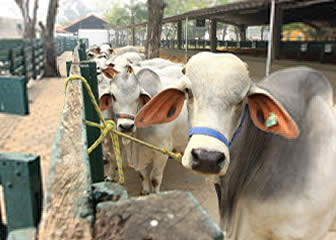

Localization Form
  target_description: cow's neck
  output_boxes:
[218,109,272,233]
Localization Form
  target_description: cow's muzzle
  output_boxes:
[191,148,225,174]
[118,123,135,133]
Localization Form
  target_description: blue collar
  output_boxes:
[188,104,248,148]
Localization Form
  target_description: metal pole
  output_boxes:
[185,17,188,63]
[266,0,276,77]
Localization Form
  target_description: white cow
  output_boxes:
[113,45,140,56]
[99,64,188,194]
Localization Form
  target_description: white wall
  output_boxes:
[78,29,109,47]
[0,17,23,38]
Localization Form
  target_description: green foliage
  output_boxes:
[283,22,328,40]
[104,1,147,28]
[59,20,72,26]
[104,0,238,29]
[164,0,212,17]
[104,3,131,28]
[164,0,235,17]
[134,4,148,23]
[283,23,308,31]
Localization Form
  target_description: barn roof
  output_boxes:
[63,14,108,33]
[117,0,336,29]
[56,25,70,33]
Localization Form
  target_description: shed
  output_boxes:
[63,14,108,35]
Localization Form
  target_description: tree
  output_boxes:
[39,0,60,77]
[104,1,148,46]
[104,3,131,46]
[104,3,131,28]
[125,0,148,45]
[57,0,91,23]
[14,0,39,39]
[145,0,165,58]
[163,0,230,42]
[283,23,323,41]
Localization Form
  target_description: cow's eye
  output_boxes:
[111,94,116,102]
[185,88,193,99]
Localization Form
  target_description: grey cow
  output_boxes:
[135,52,336,240]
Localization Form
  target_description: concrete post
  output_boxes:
[239,25,247,42]
[177,21,182,50]
[210,19,217,52]
[272,4,283,59]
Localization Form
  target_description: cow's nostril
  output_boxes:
[191,149,201,168]
[216,153,225,168]
[119,123,135,132]
[191,148,200,160]
[191,148,225,174]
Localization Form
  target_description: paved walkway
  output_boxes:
[0,52,71,185]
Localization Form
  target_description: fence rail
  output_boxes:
[0,37,89,81]
[0,39,45,80]
[55,37,89,56]
[160,39,336,63]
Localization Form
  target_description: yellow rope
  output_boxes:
[86,120,182,163]
[65,75,182,184]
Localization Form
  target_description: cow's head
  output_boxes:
[99,65,155,134]
[135,52,299,176]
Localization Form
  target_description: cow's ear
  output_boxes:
[99,94,112,111]
[247,86,299,139]
[139,88,151,107]
[135,88,186,128]
[127,65,134,74]
[102,65,119,79]
[95,47,101,54]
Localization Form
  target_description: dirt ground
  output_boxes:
[1,50,336,239]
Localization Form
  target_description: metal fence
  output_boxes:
[55,37,89,56]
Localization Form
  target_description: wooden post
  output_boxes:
[131,14,135,46]
[0,76,29,115]
[177,21,182,50]
[0,153,42,235]
[32,41,37,80]
[210,19,217,52]
[0,206,6,240]
[79,62,104,183]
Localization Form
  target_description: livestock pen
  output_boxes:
[0,42,223,240]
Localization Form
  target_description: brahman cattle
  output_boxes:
[99,63,188,194]
[135,52,336,240]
